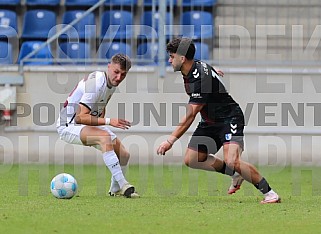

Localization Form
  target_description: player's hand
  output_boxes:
[215,68,224,77]
[157,140,172,155]
[110,118,131,130]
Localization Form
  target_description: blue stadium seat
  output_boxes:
[26,0,60,6]
[194,42,209,60]
[100,10,133,40]
[98,42,131,60]
[104,0,137,6]
[0,10,18,38]
[0,41,13,64]
[58,42,91,64]
[137,42,170,66]
[181,11,213,39]
[61,10,95,39]
[65,0,98,6]
[137,42,158,65]
[182,0,217,6]
[143,0,176,6]
[140,11,172,39]
[18,41,53,65]
[22,10,56,40]
[0,0,20,5]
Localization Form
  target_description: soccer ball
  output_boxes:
[50,173,78,199]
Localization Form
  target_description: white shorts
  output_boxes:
[57,124,117,147]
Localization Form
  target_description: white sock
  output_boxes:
[103,151,128,189]
[264,189,276,196]
[110,165,128,193]
[232,171,240,178]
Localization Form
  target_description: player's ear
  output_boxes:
[181,56,186,63]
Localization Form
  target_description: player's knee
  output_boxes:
[225,157,240,170]
[184,156,192,168]
[184,156,201,169]
[98,132,113,146]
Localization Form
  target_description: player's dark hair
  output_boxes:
[111,54,132,71]
[166,37,195,60]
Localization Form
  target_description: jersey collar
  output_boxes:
[182,60,197,78]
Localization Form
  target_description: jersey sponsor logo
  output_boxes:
[230,123,237,134]
[192,68,200,78]
[191,93,201,98]
[225,133,232,141]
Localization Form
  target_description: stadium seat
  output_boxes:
[139,11,172,39]
[143,0,176,6]
[0,41,13,64]
[18,41,53,65]
[22,10,56,40]
[0,0,20,6]
[58,42,91,64]
[26,0,60,6]
[61,10,95,39]
[194,42,209,60]
[0,10,18,38]
[137,42,157,65]
[182,0,217,7]
[104,0,137,6]
[100,10,133,40]
[65,0,98,7]
[98,41,131,61]
[181,11,213,39]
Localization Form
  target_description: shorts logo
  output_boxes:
[225,133,232,141]
[230,123,237,134]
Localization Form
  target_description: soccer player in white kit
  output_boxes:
[57,54,139,198]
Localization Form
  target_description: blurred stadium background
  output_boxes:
[0,0,321,166]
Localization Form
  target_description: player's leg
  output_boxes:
[111,138,140,197]
[80,126,136,197]
[223,143,280,203]
[220,120,246,195]
[184,128,236,174]
[184,148,224,171]
[184,131,225,172]
[108,138,129,193]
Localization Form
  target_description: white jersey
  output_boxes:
[57,71,116,127]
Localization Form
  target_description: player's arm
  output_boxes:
[74,104,131,129]
[214,67,224,77]
[74,103,106,126]
[157,103,204,155]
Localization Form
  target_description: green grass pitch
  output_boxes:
[0,164,321,233]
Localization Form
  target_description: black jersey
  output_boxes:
[183,60,244,125]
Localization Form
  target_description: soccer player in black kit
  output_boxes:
[157,37,280,204]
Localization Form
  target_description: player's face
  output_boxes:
[168,53,183,72]
[107,62,128,87]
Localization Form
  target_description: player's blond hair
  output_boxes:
[111,54,132,71]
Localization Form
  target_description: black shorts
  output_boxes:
[188,120,244,154]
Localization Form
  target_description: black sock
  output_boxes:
[217,162,235,176]
[255,178,271,194]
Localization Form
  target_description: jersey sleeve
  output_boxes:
[79,72,103,110]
